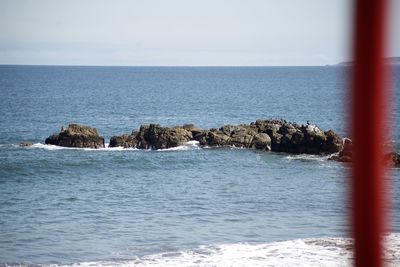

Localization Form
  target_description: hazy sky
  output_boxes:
[0,0,399,66]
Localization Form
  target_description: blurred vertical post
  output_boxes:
[352,0,390,266]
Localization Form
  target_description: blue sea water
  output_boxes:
[0,65,399,266]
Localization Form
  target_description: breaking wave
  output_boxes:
[156,141,201,151]
[24,141,201,152]
[284,153,332,162]
[17,233,399,267]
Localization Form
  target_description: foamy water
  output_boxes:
[284,154,331,162]
[27,141,201,152]
[156,141,201,151]
[28,143,139,151]
[45,234,400,267]
[27,143,337,161]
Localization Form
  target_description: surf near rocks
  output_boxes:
[107,119,343,155]
[42,119,400,166]
[44,119,344,154]
[328,138,400,167]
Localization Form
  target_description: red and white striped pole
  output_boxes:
[351,0,390,266]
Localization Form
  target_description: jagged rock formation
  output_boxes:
[109,119,343,155]
[328,138,400,167]
[45,124,105,148]
[329,138,352,162]
[40,120,400,167]
[109,133,137,148]
[251,119,343,154]
[135,124,193,150]
[41,120,400,166]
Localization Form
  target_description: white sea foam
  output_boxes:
[29,143,69,150]
[284,153,331,162]
[47,233,400,267]
[26,141,200,152]
[27,143,139,151]
[230,144,246,150]
[157,141,201,151]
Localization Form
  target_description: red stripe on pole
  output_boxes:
[352,0,389,266]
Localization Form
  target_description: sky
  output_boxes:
[0,0,399,66]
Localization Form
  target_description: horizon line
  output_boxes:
[0,63,336,67]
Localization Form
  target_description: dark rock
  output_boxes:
[254,119,286,136]
[330,139,400,167]
[273,123,305,153]
[279,123,299,135]
[19,141,33,147]
[251,133,271,150]
[45,124,105,148]
[109,133,137,148]
[254,119,287,151]
[193,130,209,144]
[328,138,352,162]
[253,119,343,155]
[109,119,344,154]
[190,126,210,146]
[136,125,151,149]
[386,152,400,167]
[219,125,240,136]
[204,129,230,146]
[165,127,193,148]
[329,138,352,162]
[180,124,207,143]
[296,124,330,154]
[197,124,266,149]
[135,124,193,149]
[109,135,126,147]
[45,134,59,145]
[323,130,345,154]
[225,124,259,148]
[45,119,346,154]
[182,124,204,134]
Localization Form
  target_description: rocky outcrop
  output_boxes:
[45,124,105,148]
[109,125,203,148]
[109,132,137,148]
[329,138,352,162]
[108,119,343,155]
[138,124,193,149]
[329,138,400,167]
[41,120,400,167]
[251,119,343,154]
[222,124,259,148]
[251,133,272,150]
[194,124,271,150]
[182,124,206,139]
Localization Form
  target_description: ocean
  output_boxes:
[0,65,399,266]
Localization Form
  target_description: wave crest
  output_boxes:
[25,141,201,152]
[43,234,400,267]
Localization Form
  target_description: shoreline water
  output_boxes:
[4,233,400,267]
[1,66,399,266]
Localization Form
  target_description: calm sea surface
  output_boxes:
[0,66,399,266]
